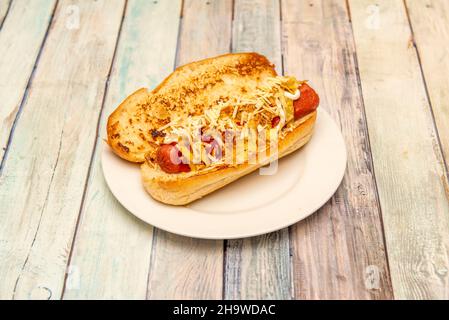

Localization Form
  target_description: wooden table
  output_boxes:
[1,0,448,300]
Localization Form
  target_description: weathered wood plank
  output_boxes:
[224,0,291,300]
[0,0,11,28]
[0,0,56,163]
[406,0,449,176]
[282,0,393,299]
[349,0,449,299]
[0,0,125,299]
[62,0,182,299]
[146,0,232,299]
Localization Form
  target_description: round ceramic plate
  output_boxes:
[102,109,347,239]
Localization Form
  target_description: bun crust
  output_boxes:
[141,112,316,205]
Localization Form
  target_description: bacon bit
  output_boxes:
[271,116,280,128]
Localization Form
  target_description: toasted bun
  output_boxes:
[107,52,318,205]
[141,112,316,205]
[107,53,276,163]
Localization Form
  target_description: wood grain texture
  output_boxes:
[232,0,282,72]
[0,0,56,163]
[146,0,232,299]
[406,0,449,176]
[0,0,11,28]
[349,0,449,299]
[224,0,292,300]
[62,0,182,299]
[0,0,125,299]
[282,0,393,299]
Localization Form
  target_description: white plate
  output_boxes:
[102,109,347,239]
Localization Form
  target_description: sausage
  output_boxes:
[294,83,320,120]
[157,84,319,173]
[156,143,191,173]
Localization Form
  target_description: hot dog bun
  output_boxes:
[106,53,318,205]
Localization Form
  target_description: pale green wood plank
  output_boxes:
[0,0,125,299]
[349,0,449,299]
[283,0,393,299]
[0,0,56,162]
[63,0,182,300]
[146,0,232,299]
[224,0,292,300]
